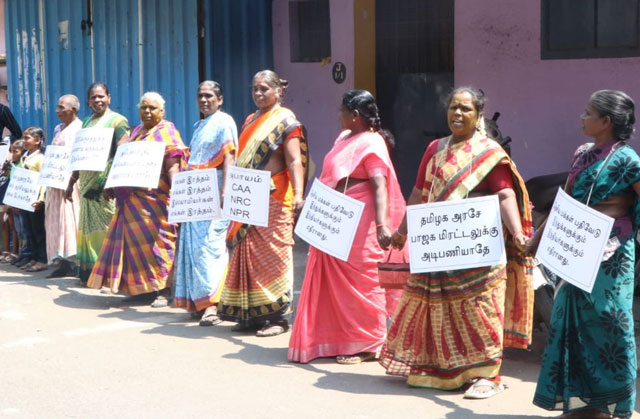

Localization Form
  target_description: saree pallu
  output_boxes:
[87,121,188,295]
[220,106,307,327]
[45,120,82,263]
[77,111,129,282]
[288,130,405,363]
[174,112,237,311]
[379,136,533,390]
[534,142,640,418]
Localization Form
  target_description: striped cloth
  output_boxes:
[87,120,188,295]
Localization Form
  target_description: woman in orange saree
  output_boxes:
[219,70,308,337]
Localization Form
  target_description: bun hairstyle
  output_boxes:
[590,89,636,141]
[445,86,486,114]
[254,70,288,103]
[342,89,395,149]
[198,80,223,99]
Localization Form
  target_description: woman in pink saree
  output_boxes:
[288,90,406,364]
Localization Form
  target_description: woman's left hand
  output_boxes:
[377,225,392,250]
[31,201,43,210]
[513,231,527,251]
[292,196,305,216]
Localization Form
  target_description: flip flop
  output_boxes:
[463,378,504,399]
[336,352,377,365]
[199,313,222,327]
[256,321,289,337]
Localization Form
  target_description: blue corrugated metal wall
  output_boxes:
[5,0,273,143]
[202,0,273,129]
[5,0,199,142]
[5,0,45,132]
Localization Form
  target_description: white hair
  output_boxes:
[60,94,80,112]
[138,91,165,109]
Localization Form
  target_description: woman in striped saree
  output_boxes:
[65,82,129,283]
[219,70,308,337]
[88,92,188,298]
[379,87,534,399]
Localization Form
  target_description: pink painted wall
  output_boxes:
[455,0,640,180]
[272,0,355,176]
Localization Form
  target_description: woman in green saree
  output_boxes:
[65,82,129,283]
[530,90,640,419]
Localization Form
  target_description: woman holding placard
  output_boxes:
[287,89,405,364]
[87,92,188,301]
[530,90,640,419]
[378,87,533,399]
[44,95,83,278]
[65,82,129,284]
[219,70,308,337]
[173,81,237,326]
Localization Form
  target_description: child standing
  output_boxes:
[20,128,47,272]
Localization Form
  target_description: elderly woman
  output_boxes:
[530,90,640,419]
[219,70,308,337]
[288,89,405,364]
[87,92,188,300]
[45,95,83,278]
[65,82,129,284]
[378,87,533,399]
[173,81,237,325]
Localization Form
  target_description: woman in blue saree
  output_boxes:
[530,90,640,419]
[173,81,237,325]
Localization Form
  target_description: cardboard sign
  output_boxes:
[2,167,40,212]
[38,145,72,190]
[168,168,222,223]
[104,141,166,189]
[407,195,506,273]
[69,127,114,171]
[222,166,271,227]
[294,179,365,261]
[536,188,614,293]
[0,145,9,164]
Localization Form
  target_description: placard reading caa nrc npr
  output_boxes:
[104,141,166,189]
[294,179,364,261]
[536,188,614,294]
[223,166,271,227]
[168,168,222,223]
[69,127,114,172]
[2,167,40,212]
[38,145,72,189]
[407,195,505,273]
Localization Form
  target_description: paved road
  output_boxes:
[1,243,638,418]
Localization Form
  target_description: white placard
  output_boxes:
[222,166,271,227]
[0,145,9,164]
[104,141,166,189]
[535,188,614,294]
[294,179,365,261]
[407,195,506,273]
[2,167,40,212]
[38,145,72,189]
[69,127,114,171]
[168,168,222,223]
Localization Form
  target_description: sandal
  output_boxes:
[256,321,289,337]
[199,312,222,327]
[20,260,37,270]
[25,262,48,272]
[463,378,504,399]
[336,352,377,365]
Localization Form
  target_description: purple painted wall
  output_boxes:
[455,0,640,180]
[272,0,354,177]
